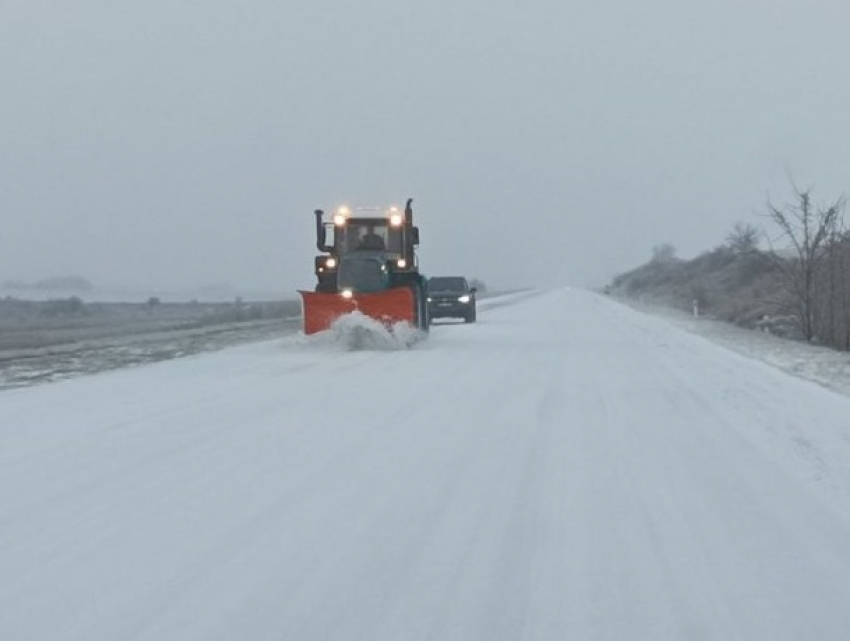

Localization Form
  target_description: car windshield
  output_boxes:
[428,277,468,292]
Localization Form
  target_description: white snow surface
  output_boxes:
[622,296,850,399]
[3,288,850,640]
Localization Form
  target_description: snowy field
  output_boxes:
[3,288,850,639]
[0,299,300,390]
[0,319,296,391]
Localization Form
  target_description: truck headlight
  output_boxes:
[458,295,470,303]
[326,257,337,268]
[341,289,354,299]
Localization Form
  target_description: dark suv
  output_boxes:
[427,276,477,323]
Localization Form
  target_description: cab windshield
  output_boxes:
[338,221,402,255]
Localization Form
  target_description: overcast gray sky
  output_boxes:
[2,0,850,296]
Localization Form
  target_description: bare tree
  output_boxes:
[725,222,760,254]
[814,229,850,349]
[764,187,846,341]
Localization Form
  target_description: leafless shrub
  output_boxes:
[726,222,760,254]
[764,186,845,342]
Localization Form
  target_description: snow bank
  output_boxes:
[619,296,850,399]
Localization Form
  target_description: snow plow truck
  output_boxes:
[300,199,430,334]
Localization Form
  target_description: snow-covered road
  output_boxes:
[3,288,850,640]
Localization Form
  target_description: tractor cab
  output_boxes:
[301,198,429,334]
[312,201,419,293]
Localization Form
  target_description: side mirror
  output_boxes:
[411,226,420,245]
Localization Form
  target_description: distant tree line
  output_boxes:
[2,276,93,291]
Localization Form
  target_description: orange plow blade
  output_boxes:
[300,288,416,335]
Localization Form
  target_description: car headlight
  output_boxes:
[458,295,470,303]
[341,289,354,299]
[427,297,432,302]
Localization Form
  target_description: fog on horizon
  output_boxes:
[2,0,850,298]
